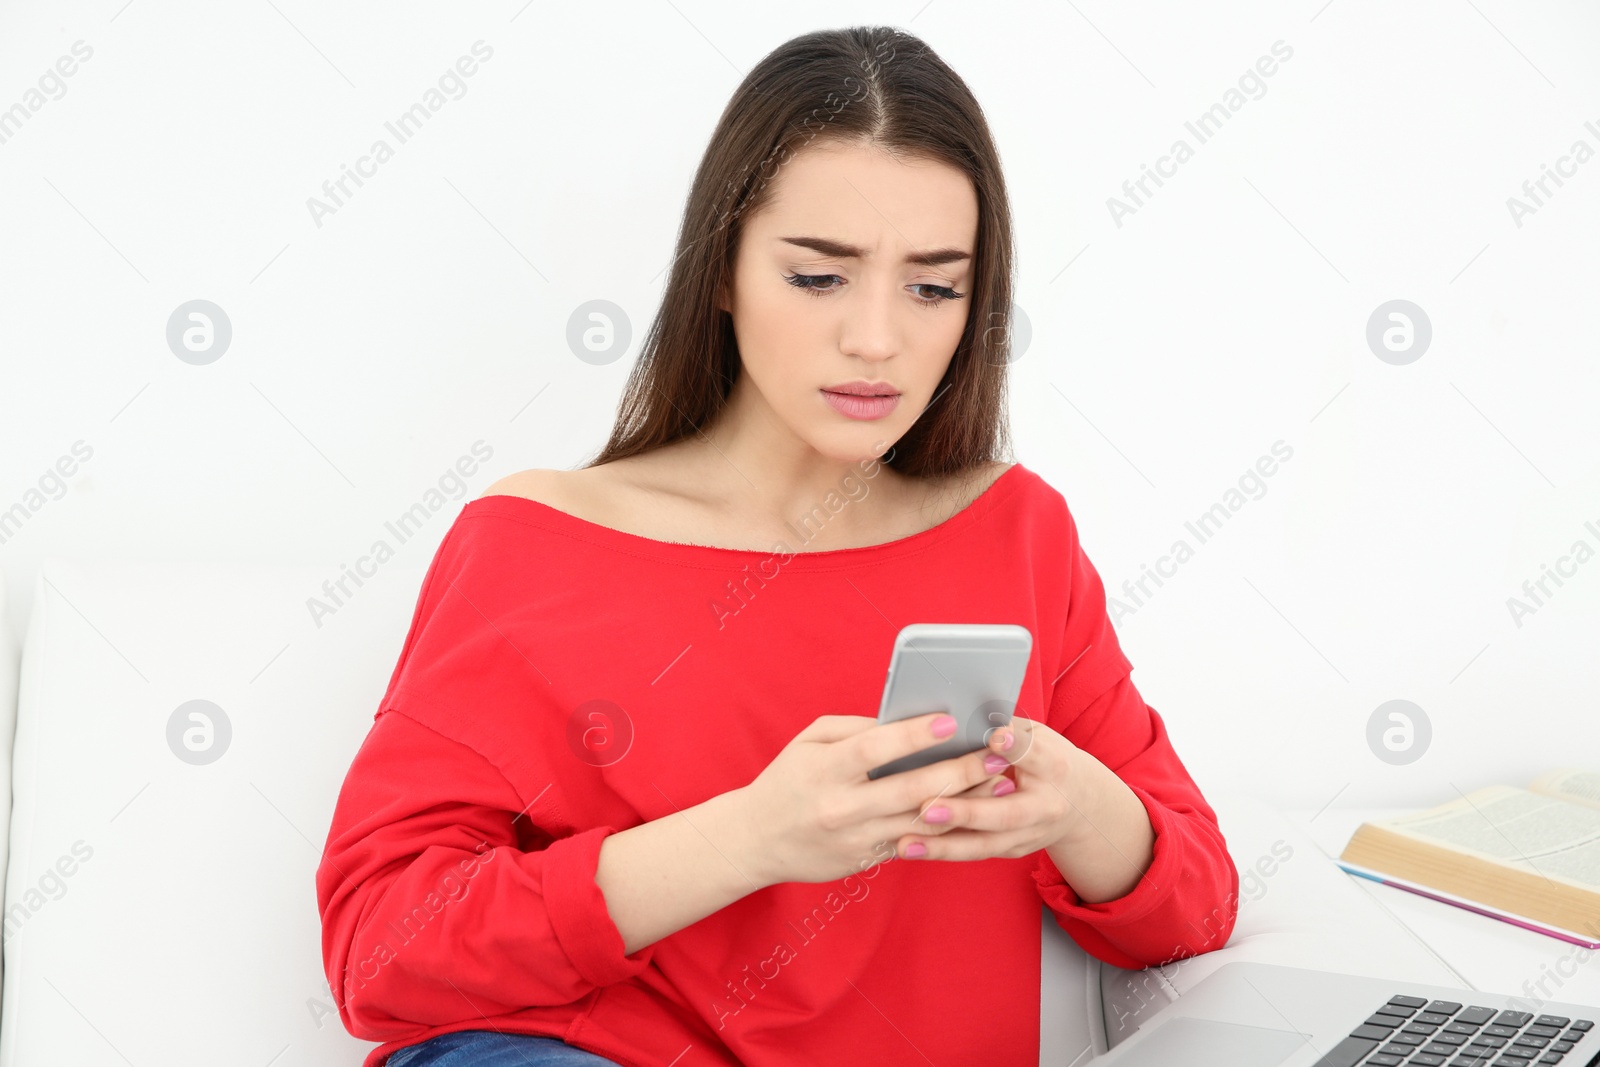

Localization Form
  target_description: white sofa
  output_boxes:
[0,559,1463,1066]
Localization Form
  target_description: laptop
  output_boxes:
[1090,962,1600,1067]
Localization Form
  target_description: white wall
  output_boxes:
[1,0,1597,814]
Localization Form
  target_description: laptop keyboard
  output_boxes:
[1312,994,1596,1066]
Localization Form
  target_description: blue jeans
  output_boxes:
[386,1030,624,1066]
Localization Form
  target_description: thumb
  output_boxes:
[989,714,1040,765]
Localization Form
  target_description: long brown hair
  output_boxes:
[584,25,1016,481]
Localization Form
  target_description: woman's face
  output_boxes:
[717,139,979,465]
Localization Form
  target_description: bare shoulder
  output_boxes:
[935,459,1015,508]
[978,459,1015,486]
[476,461,644,526]
[899,459,1014,530]
[478,467,572,505]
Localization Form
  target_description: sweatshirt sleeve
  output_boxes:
[315,707,654,1041]
[315,515,654,1042]
[1029,499,1239,971]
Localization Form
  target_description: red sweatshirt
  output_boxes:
[315,460,1238,1067]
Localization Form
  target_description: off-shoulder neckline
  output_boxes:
[465,461,1029,566]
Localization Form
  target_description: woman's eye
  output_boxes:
[783,273,964,308]
[911,283,963,306]
[784,272,841,296]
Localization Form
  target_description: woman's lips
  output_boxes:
[821,389,900,420]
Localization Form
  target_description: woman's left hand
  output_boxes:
[897,716,1088,861]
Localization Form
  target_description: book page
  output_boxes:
[1530,768,1600,810]
[1376,785,1600,891]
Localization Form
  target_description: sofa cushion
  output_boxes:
[1,556,428,1066]
[0,568,20,1021]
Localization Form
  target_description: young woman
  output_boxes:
[317,25,1238,1067]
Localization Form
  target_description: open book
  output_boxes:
[1336,768,1600,948]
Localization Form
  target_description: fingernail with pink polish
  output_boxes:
[905,842,927,858]
[984,753,1009,774]
[992,777,1017,797]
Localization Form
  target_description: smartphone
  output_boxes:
[866,623,1033,780]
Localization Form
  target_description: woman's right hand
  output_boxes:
[735,712,1008,887]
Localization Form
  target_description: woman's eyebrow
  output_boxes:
[778,235,971,267]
